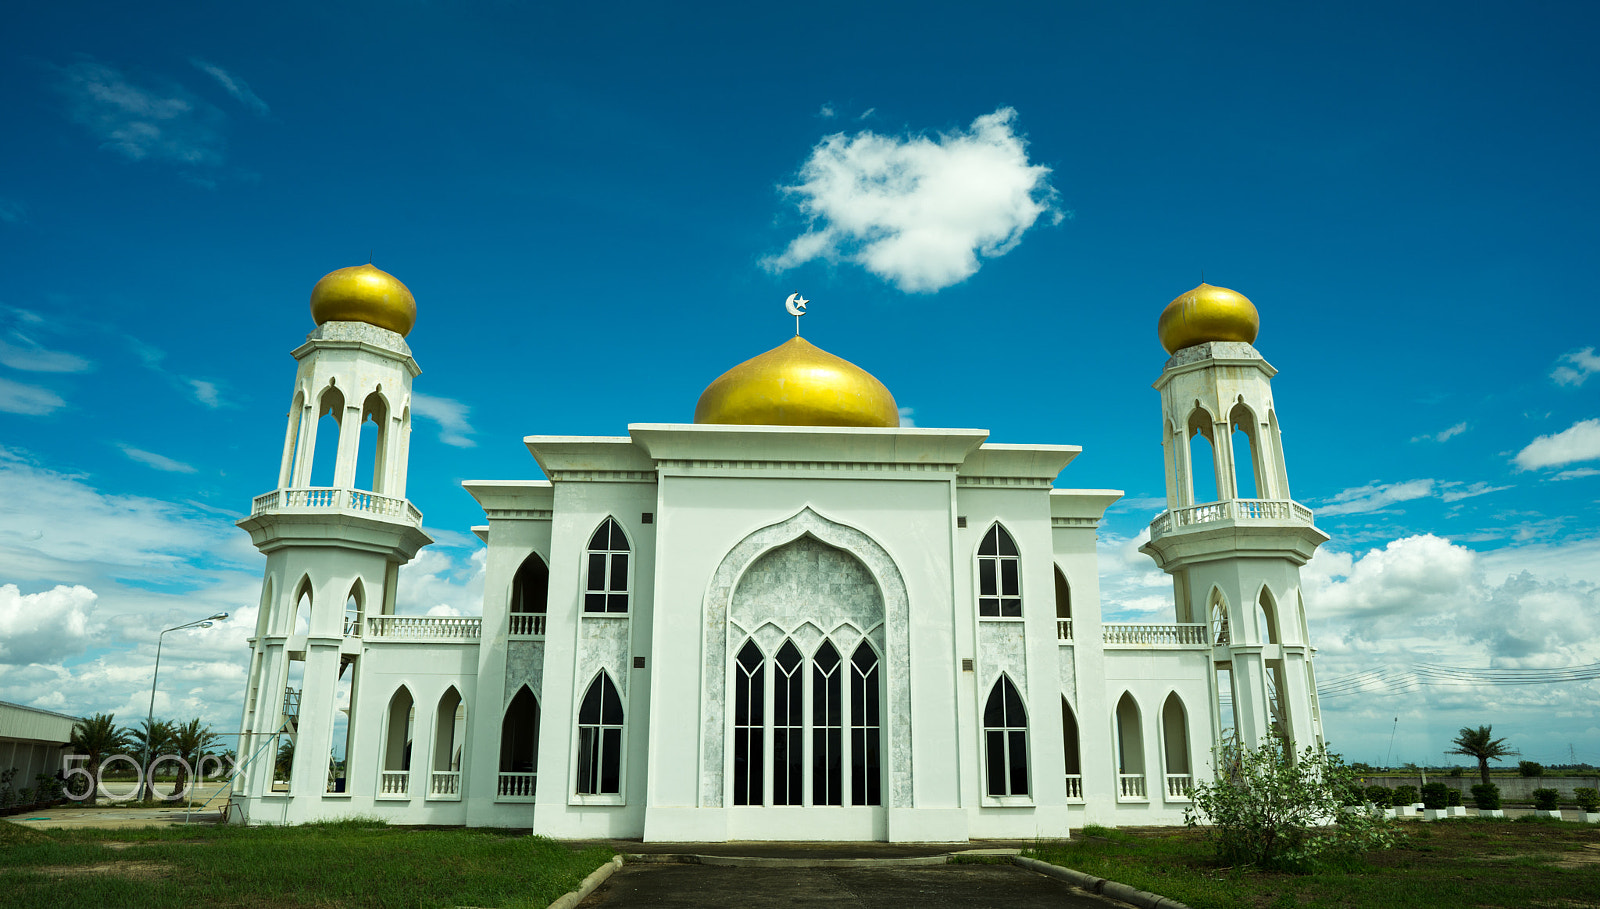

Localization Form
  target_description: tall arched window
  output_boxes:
[289,578,312,636]
[309,385,345,488]
[1209,590,1230,645]
[355,391,389,493]
[850,643,881,806]
[1229,403,1260,500]
[1054,566,1072,641]
[281,391,306,487]
[431,687,465,796]
[1161,693,1192,798]
[1256,588,1280,645]
[499,686,539,799]
[344,581,364,637]
[732,640,765,806]
[583,518,630,613]
[978,524,1022,617]
[510,552,549,635]
[1187,407,1219,504]
[812,641,843,806]
[983,676,1029,797]
[772,641,803,805]
[1115,692,1145,798]
[380,686,414,797]
[1061,698,1082,799]
[575,673,623,795]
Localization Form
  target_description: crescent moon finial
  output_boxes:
[785,291,809,336]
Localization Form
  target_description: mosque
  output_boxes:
[229,265,1329,840]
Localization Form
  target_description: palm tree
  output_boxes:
[68,713,129,800]
[169,718,220,798]
[1447,725,1519,787]
[128,718,177,802]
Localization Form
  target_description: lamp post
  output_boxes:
[142,612,228,802]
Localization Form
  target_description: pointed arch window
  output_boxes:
[812,641,843,806]
[1161,693,1192,799]
[583,519,630,614]
[511,552,549,636]
[1210,592,1230,645]
[498,686,539,800]
[983,676,1030,797]
[772,641,804,805]
[344,581,365,637]
[849,643,881,806]
[978,524,1022,617]
[1061,698,1083,800]
[575,673,624,795]
[732,640,765,806]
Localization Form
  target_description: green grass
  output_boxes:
[1029,818,1600,909]
[0,818,614,909]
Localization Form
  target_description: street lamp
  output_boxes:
[142,612,228,801]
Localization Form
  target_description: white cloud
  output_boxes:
[1552,347,1600,387]
[55,59,227,168]
[1438,481,1513,502]
[190,59,269,116]
[116,443,197,474]
[397,547,485,616]
[897,406,916,427]
[763,107,1060,293]
[412,392,477,447]
[0,377,66,415]
[0,584,98,664]
[1514,418,1600,470]
[0,333,90,372]
[1317,479,1435,516]
[817,103,837,119]
[1411,421,1467,443]
[1554,467,1600,481]
[187,378,222,408]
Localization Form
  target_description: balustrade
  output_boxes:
[1118,773,1147,799]
[1165,773,1194,799]
[366,615,482,641]
[1102,623,1208,646]
[509,614,547,637]
[378,770,409,798]
[429,771,461,798]
[249,486,424,525]
[498,772,538,801]
[1064,774,1083,800]
[1056,619,1073,642]
[1148,497,1315,539]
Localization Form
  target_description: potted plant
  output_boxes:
[1573,787,1600,823]
[1446,787,1467,817]
[1472,783,1504,818]
[1531,787,1562,819]
[1422,782,1452,820]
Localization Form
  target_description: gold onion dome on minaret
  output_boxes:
[694,336,900,428]
[1157,283,1259,354]
[309,264,417,336]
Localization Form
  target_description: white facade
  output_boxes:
[230,317,1328,841]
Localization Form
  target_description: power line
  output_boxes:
[1316,661,1600,700]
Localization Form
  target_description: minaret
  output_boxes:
[1139,284,1328,755]
[233,265,431,819]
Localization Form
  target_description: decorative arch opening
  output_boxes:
[984,676,1030,797]
[1229,402,1261,500]
[1053,566,1072,641]
[431,687,465,796]
[499,686,540,799]
[1114,692,1145,798]
[978,523,1022,617]
[1161,693,1192,798]
[380,686,414,796]
[289,577,313,636]
[355,391,390,493]
[732,639,765,806]
[281,390,306,487]
[344,580,364,637]
[1061,697,1082,799]
[1208,588,1230,645]
[575,672,623,796]
[309,384,346,488]
[1257,587,1280,645]
[1186,406,1219,504]
[510,552,549,635]
[584,518,631,613]
[1267,409,1290,496]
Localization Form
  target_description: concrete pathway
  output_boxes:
[576,862,1128,909]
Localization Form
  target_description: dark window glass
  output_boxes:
[584,593,606,612]
[985,730,1006,794]
[588,524,609,550]
[773,641,803,805]
[586,554,607,592]
[979,559,997,596]
[576,674,623,795]
[983,677,1029,797]
[1000,559,1019,596]
[609,553,629,592]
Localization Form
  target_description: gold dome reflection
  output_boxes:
[1157,283,1259,354]
[309,264,417,336]
[694,336,899,428]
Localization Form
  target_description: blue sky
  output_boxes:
[2,2,1598,770]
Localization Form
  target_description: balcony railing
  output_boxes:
[497,772,538,801]
[378,770,410,798]
[366,615,482,641]
[429,770,461,799]
[1148,498,1313,539]
[1103,623,1209,646]
[1118,773,1147,800]
[509,613,547,637]
[1064,774,1083,800]
[251,486,424,526]
[1056,619,1073,642]
[1165,773,1194,799]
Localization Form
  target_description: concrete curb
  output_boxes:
[546,855,624,909]
[623,852,951,868]
[1012,855,1193,909]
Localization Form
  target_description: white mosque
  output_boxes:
[228,266,1329,841]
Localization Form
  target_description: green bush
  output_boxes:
[1448,766,1463,777]
[1574,787,1600,813]
[1421,782,1450,809]
[1364,785,1391,805]
[1519,761,1544,777]
[1391,786,1418,807]
[1471,783,1501,810]
[1446,788,1462,807]
[1531,788,1560,810]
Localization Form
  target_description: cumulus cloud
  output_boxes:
[0,584,99,664]
[0,377,66,415]
[116,443,197,474]
[1551,347,1600,387]
[412,392,477,447]
[55,59,227,168]
[1412,422,1467,443]
[763,107,1060,293]
[190,59,269,116]
[397,547,485,616]
[1514,418,1600,471]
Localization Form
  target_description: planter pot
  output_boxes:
[1383,808,1397,819]
[1423,808,1451,820]
[1395,806,1419,817]
[1447,806,1468,817]
[1477,808,1505,818]
[1535,809,1564,820]
[1583,813,1600,823]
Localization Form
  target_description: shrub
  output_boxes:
[1449,766,1464,778]
[1574,787,1600,813]
[1391,786,1418,807]
[1363,785,1391,805]
[1519,761,1544,777]
[1446,788,1462,807]
[1185,738,1401,872]
[1421,782,1450,809]
[1471,783,1502,810]
[1531,788,1560,810]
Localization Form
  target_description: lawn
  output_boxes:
[1029,818,1600,909]
[0,818,614,909]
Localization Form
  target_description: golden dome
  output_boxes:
[1157,283,1259,354]
[695,336,900,428]
[309,264,417,336]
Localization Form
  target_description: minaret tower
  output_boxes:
[1139,284,1328,754]
[233,265,431,821]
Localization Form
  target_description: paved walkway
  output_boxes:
[576,862,1127,909]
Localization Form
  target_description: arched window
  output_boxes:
[772,641,803,805]
[1229,403,1260,500]
[1161,693,1192,798]
[850,643,882,806]
[575,673,623,795]
[1256,588,1279,645]
[510,553,549,636]
[344,581,364,637]
[355,391,389,493]
[583,518,630,614]
[1187,407,1219,504]
[732,640,765,806]
[983,676,1029,797]
[1054,566,1072,641]
[499,686,540,799]
[309,385,345,488]
[1061,698,1082,799]
[380,686,414,796]
[1209,590,1230,645]
[1115,692,1145,798]
[281,391,305,487]
[289,578,312,636]
[812,641,843,806]
[977,524,1022,617]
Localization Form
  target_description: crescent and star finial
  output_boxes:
[785,291,809,336]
